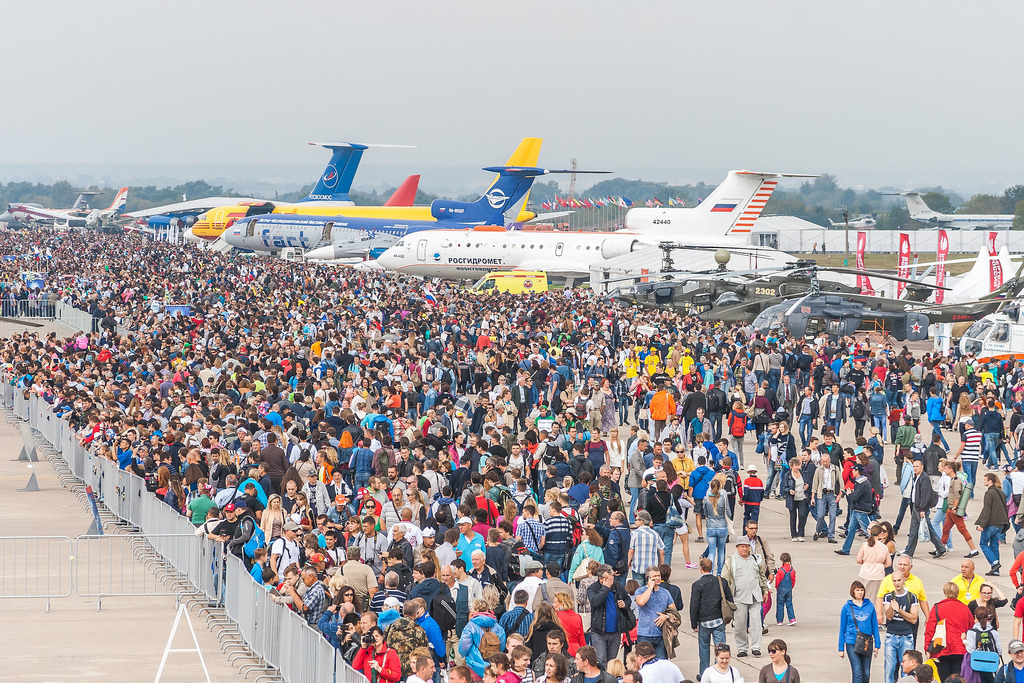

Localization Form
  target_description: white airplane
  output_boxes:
[828,214,876,229]
[900,192,1013,229]
[376,170,814,281]
[5,187,128,225]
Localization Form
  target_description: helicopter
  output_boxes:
[606,243,922,324]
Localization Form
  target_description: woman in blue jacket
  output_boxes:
[838,580,880,683]
[689,455,715,542]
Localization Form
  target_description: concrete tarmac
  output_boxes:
[654,409,1017,682]
[0,415,245,683]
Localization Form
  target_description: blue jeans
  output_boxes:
[638,633,666,659]
[654,524,675,567]
[798,415,813,448]
[841,510,872,553]
[884,633,914,683]
[932,507,951,551]
[743,504,761,528]
[815,492,839,539]
[707,526,728,575]
[775,591,794,623]
[872,414,887,441]
[847,643,872,683]
[984,433,1000,468]
[764,466,782,498]
[768,369,781,393]
[697,622,726,677]
[628,486,640,524]
[932,423,950,450]
[980,525,1002,570]
[354,472,371,491]
[963,460,978,492]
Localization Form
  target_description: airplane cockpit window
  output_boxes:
[992,323,1010,342]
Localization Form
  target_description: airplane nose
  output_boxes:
[376,248,397,270]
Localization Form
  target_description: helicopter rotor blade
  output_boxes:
[817,266,949,289]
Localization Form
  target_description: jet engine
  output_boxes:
[600,238,641,259]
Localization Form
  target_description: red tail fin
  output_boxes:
[383,175,420,207]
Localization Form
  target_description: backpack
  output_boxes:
[922,481,939,510]
[478,625,502,661]
[574,395,588,416]
[852,398,866,420]
[563,510,583,547]
[723,470,738,497]
[777,567,794,593]
[493,485,515,514]
[785,354,798,374]
[505,540,528,581]
[972,627,998,652]
[729,413,746,438]
[635,486,650,512]
[243,520,265,558]
[432,591,457,635]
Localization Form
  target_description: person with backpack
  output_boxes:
[690,456,716,542]
[966,605,1002,683]
[459,598,507,679]
[995,639,1024,683]
[903,459,946,559]
[727,400,749,468]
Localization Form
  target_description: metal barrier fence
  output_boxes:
[54,301,97,333]
[0,299,56,318]
[0,536,74,611]
[8,389,361,683]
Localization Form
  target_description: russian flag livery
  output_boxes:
[711,201,739,212]
[729,179,779,234]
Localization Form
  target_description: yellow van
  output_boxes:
[470,271,549,294]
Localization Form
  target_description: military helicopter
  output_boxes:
[606,243,912,324]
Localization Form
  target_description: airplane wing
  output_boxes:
[124,197,263,219]
[527,211,573,222]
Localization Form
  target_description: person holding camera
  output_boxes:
[352,625,401,683]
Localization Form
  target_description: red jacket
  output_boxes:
[923,598,973,657]
[352,645,402,683]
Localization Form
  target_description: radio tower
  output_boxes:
[568,158,578,199]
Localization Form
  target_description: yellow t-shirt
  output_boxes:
[951,573,985,604]
[877,573,927,606]
[680,355,694,376]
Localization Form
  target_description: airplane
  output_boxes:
[249,164,579,259]
[6,187,128,225]
[375,170,812,282]
[896,192,1013,229]
[125,142,412,237]
[828,214,876,229]
[217,138,546,257]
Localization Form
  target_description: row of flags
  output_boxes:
[539,195,691,211]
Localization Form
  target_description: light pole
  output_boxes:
[843,206,850,254]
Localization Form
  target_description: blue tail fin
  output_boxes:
[301,143,368,202]
[430,167,542,224]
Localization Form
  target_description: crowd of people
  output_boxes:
[6,229,1024,683]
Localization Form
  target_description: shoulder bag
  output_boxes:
[848,603,874,655]
[717,575,737,624]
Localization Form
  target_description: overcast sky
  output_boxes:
[3,1,1022,195]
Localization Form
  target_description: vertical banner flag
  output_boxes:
[988,231,1003,292]
[856,231,875,295]
[897,233,910,299]
[935,229,948,304]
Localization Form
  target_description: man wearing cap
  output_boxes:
[270,521,302,576]
[996,639,1024,682]
[455,516,486,565]
[836,463,877,556]
[508,560,545,610]
[723,538,769,658]
[326,494,352,531]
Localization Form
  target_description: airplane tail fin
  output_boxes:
[630,171,814,237]
[303,143,368,202]
[383,175,420,207]
[431,167,540,224]
[901,192,934,217]
[106,187,128,214]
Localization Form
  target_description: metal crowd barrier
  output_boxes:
[10,387,362,683]
[53,301,97,333]
[0,536,74,612]
[0,299,56,319]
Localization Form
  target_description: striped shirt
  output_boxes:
[543,514,573,554]
[629,524,665,575]
[961,429,982,462]
[518,518,546,553]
